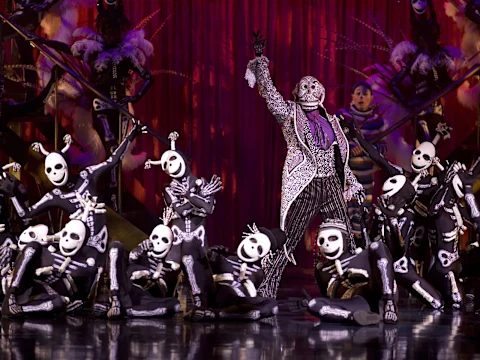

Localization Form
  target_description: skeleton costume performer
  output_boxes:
[245,32,363,298]
[391,0,454,143]
[186,225,285,322]
[2,195,105,316]
[145,132,223,308]
[426,162,469,309]
[342,120,445,309]
[70,0,153,211]
[0,163,31,302]
[101,208,181,318]
[337,82,386,243]
[307,219,398,325]
[1,121,147,267]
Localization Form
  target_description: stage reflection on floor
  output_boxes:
[1,305,480,360]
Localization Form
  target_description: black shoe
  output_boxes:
[352,310,381,326]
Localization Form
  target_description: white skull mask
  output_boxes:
[411,0,428,15]
[149,224,173,259]
[411,142,435,173]
[452,174,464,198]
[294,76,325,111]
[45,153,69,186]
[160,150,186,179]
[317,228,344,260]
[18,224,49,251]
[59,220,87,256]
[237,233,271,263]
[381,175,407,199]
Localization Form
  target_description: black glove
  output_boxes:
[252,30,266,57]
[209,245,230,254]
[0,172,19,197]
[140,239,153,252]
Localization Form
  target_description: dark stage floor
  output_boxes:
[1,299,480,360]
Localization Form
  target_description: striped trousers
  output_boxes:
[258,175,354,298]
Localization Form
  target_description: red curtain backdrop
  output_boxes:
[3,1,472,277]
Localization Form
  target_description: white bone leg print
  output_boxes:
[393,256,409,274]
[412,280,442,309]
[438,249,459,268]
[109,248,119,291]
[319,306,350,319]
[447,271,462,304]
[23,301,55,313]
[12,247,36,288]
[377,258,392,295]
[182,255,200,295]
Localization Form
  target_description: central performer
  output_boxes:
[245,32,363,298]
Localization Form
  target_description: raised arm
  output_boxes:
[245,31,292,124]
[85,120,147,181]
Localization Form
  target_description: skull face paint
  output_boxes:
[45,153,69,187]
[411,142,435,173]
[317,228,344,260]
[237,233,271,263]
[294,76,325,111]
[159,150,186,179]
[411,0,427,15]
[18,225,49,251]
[59,220,87,256]
[149,224,173,259]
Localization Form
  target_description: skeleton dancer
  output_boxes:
[390,0,454,143]
[245,31,363,298]
[70,0,153,210]
[0,162,31,301]
[2,194,105,316]
[337,82,387,244]
[102,208,180,318]
[343,119,451,254]
[0,162,28,248]
[145,132,223,308]
[186,225,285,322]
[0,120,148,265]
[307,219,398,325]
[426,162,468,309]
[342,120,444,308]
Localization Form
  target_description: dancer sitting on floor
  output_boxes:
[186,224,285,322]
[308,219,398,325]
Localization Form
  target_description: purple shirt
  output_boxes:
[305,110,335,150]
